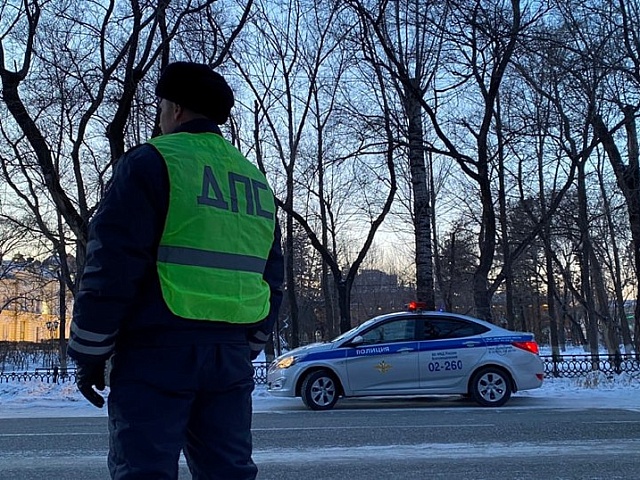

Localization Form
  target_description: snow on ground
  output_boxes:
[1,373,640,419]
[1,346,639,418]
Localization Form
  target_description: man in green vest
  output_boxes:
[67,62,284,480]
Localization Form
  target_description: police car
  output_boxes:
[267,303,544,410]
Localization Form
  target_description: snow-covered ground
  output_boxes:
[1,345,639,418]
[1,372,640,419]
[2,366,640,417]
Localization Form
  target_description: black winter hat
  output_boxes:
[155,62,234,125]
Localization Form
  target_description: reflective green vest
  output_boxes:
[148,132,276,324]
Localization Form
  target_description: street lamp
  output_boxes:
[45,320,59,369]
[45,320,59,336]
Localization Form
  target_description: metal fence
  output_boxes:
[540,353,640,378]
[0,363,272,385]
[2,356,640,385]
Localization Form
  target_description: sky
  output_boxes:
[1,347,640,418]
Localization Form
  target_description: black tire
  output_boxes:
[301,370,339,411]
[469,367,512,407]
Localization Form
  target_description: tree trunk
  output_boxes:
[322,265,337,339]
[576,160,599,364]
[285,206,300,349]
[473,170,496,322]
[316,100,337,340]
[545,244,561,357]
[590,249,619,355]
[337,278,352,333]
[429,151,443,310]
[593,109,640,356]
[57,272,68,371]
[597,148,634,353]
[405,79,435,309]
[537,122,560,355]
[496,94,515,329]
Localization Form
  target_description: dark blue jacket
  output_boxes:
[67,120,284,364]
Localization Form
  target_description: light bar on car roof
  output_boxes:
[407,301,428,312]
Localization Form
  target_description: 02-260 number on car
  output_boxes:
[428,360,463,372]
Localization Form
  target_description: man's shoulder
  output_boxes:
[124,142,163,162]
[117,143,165,176]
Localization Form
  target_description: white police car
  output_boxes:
[267,303,544,410]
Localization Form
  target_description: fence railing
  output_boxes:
[0,363,272,385]
[540,353,640,378]
[2,355,639,385]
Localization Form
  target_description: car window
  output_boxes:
[423,318,489,340]
[332,317,379,343]
[360,319,416,345]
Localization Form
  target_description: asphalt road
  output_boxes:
[1,397,639,479]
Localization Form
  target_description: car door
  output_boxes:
[418,316,489,389]
[345,317,420,394]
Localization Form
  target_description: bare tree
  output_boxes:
[0,0,252,363]
[346,0,452,310]
[594,152,635,353]
[0,0,243,282]
[231,0,397,337]
[590,0,640,353]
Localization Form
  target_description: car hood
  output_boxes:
[276,342,335,359]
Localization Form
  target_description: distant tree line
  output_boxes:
[0,0,639,362]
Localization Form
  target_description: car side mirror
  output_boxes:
[348,335,364,346]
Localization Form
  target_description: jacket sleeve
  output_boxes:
[247,219,284,359]
[67,145,166,364]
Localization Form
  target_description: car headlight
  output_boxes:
[275,355,299,369]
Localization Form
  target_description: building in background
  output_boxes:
[0,255,71,343]
[350,269,414,324]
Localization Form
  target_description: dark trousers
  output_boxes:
[107,342,257,480]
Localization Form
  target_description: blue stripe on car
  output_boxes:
[303,350,347,362]
[298,334,534,363]
[483,334,533,345]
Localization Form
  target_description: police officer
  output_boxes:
[67,62,284,480]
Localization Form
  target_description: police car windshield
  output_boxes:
[330,317,379,343]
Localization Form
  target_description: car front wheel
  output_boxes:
[301,370,339,410]
[469,367,512,407]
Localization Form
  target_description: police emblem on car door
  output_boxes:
[344,318,420,394]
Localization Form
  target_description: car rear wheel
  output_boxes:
[301,370,339,410]
[470,367,512,407]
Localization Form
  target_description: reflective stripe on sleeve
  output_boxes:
[71,322,118,343]
[67,338,115,356]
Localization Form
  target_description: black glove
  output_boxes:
[76,361,107,408]
[248,329,270,361]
